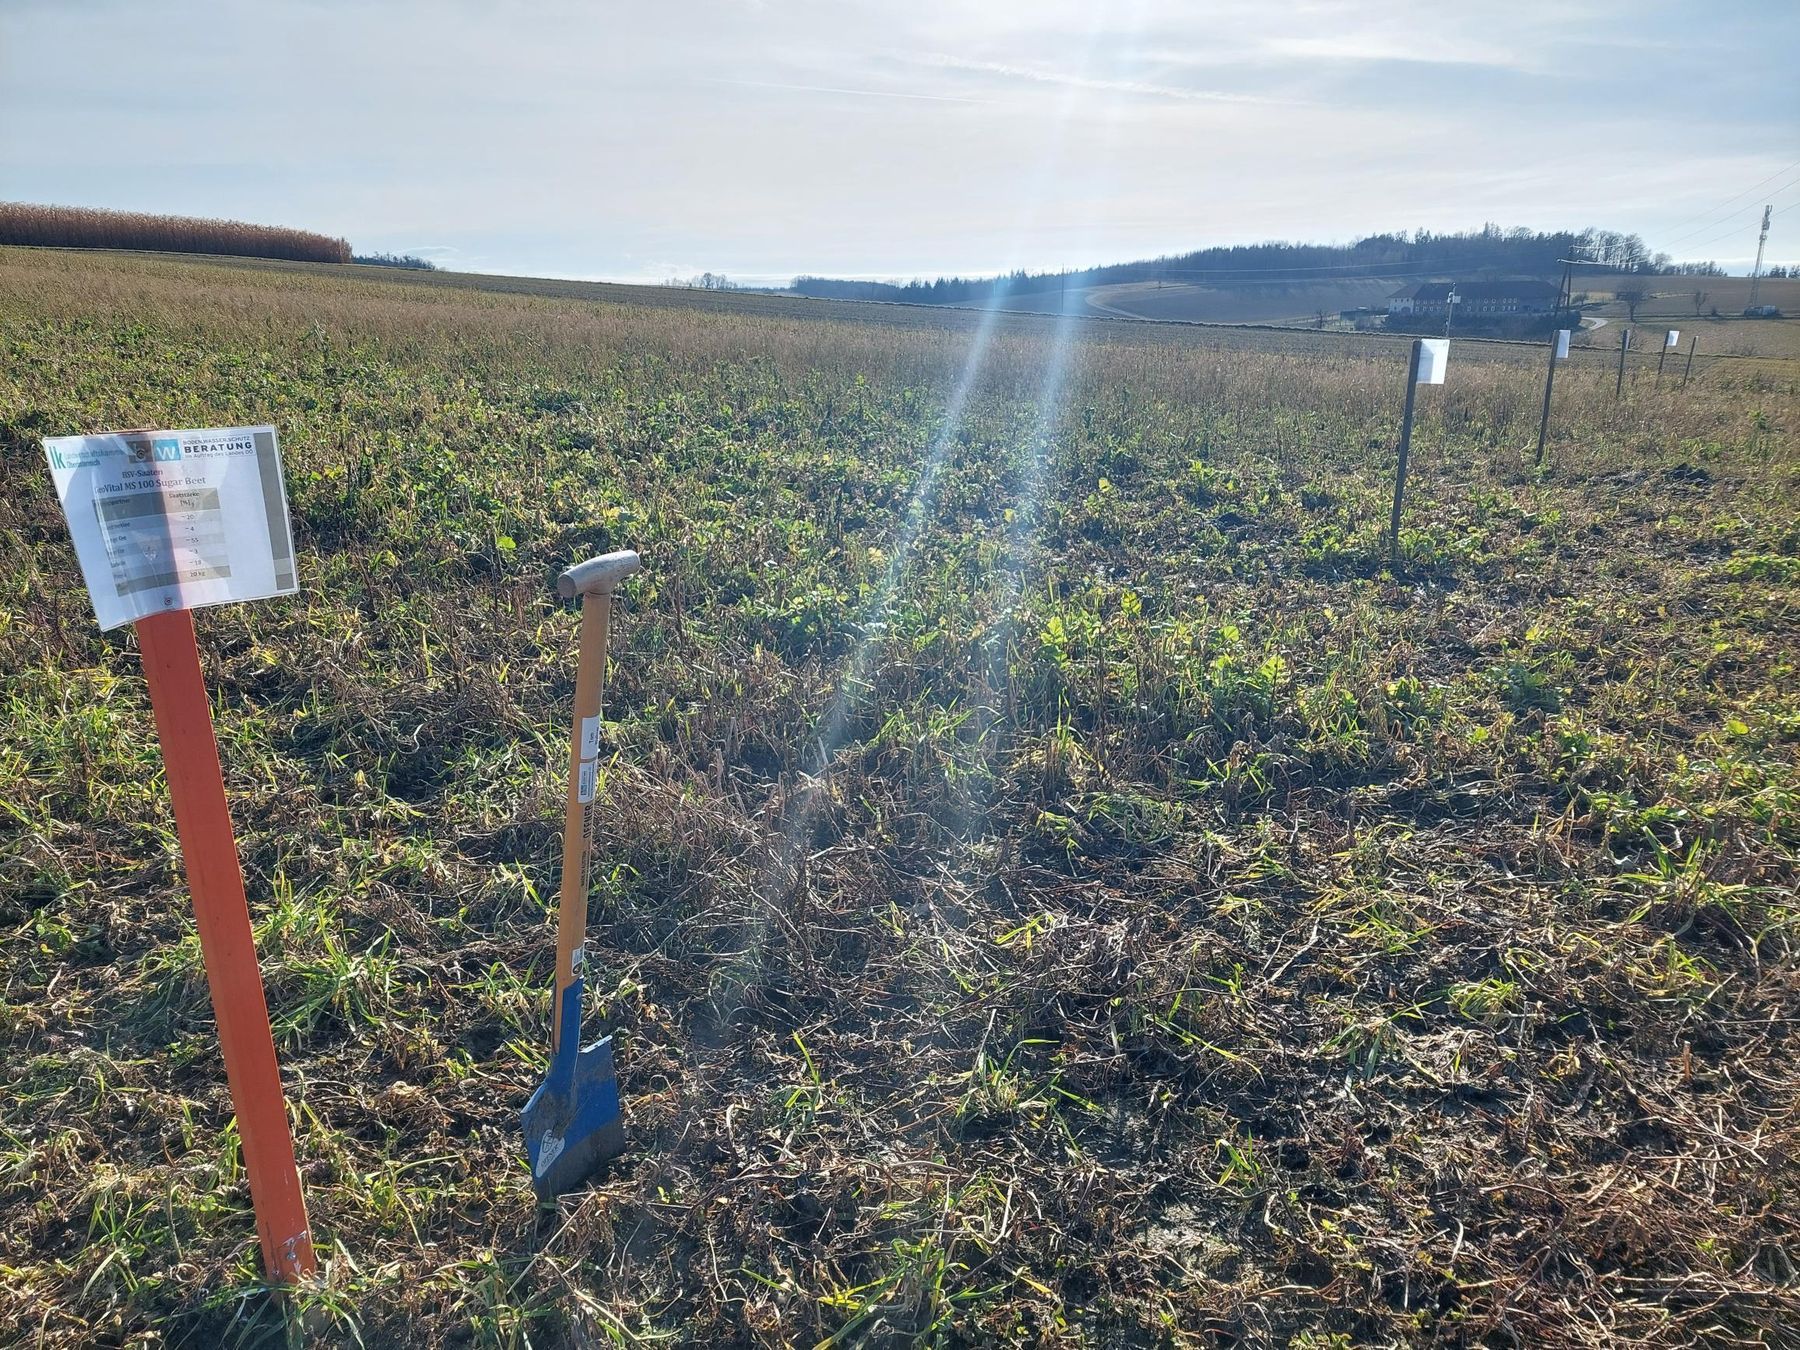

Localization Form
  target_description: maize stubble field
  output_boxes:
[1,247,1797,1348]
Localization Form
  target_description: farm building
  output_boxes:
[1386,280,1562,317]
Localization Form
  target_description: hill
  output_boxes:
[791,224,1711,309]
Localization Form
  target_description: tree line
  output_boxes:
[792,224,1725,305]
[0,202,351,265]
[662,272,740,290]
[353,252,438,271]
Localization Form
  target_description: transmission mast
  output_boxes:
[1748,205,1772,308]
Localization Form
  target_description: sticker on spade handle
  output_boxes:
[42,426,297,631]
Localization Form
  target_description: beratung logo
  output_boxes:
[123,435,183,463]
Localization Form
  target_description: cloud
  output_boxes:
[913,53,1305,106]
[706,78,989,105]
[1258,34,1535,72]
[1,0,1794,281]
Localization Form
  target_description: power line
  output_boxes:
[1672,184,1798,257]
[1157,257,1516,277]
[1665,181,1800,256]
[1655,157,1800,240]
[1070,249,1581,280]
[903,211,1793,294]
[1662,171,1800,250]
[1676,217,1765,258]
[1664,191,1796,255]
[1073,217,1792,284]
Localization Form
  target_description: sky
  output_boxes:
[3,0,1796,284]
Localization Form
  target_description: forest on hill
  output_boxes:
[791,224,1726,305]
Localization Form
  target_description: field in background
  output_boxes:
[14,243,1797,386]
[0,246,1411,346]
[1572,275,1800,361]
[17,242,1800,369]
[974,270,1800,360]
[980,279,1401,326]
[1579,273,1800,316]
[1096,279,1399,324]
[2,246,1797,1347]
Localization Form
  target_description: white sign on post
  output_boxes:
[1416,338,1449,385]
[43,426,297,631]
[1555,329,1571,359]
[1666,329,1680,347]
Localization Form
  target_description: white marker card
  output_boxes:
[1666,329,1680,346]
[1416,339,1449,385]
[42,426,297,631]
[580,715,600,760]
[1555,329,1571,359]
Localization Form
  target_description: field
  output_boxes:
[17,244,1795,370]
[996,272,1800,362]
[1576,276,1800,361]
[981,280,1401,327]
[2,245,1799,1348]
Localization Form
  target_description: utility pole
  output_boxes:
[1554,247,1596,313]
[1615,326,1631,401]
[1535,328,1568,466]
[1748,205,1772,310]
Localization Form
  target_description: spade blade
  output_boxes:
[522,979,625,1200]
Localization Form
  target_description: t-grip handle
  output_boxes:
[557,550,641,600]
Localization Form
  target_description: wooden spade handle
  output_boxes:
[553,589,611,1052]
[549,550,642,1052]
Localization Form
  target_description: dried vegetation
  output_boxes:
[0,203,351,266]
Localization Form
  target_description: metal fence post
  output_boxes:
[1389,339,1424,564]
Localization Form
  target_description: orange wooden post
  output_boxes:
[137,608,316,1283]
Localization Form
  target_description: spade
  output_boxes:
[523,549,640,1200]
